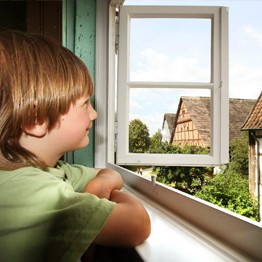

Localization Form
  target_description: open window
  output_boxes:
[94,1,262,259]
[116,5,229,166]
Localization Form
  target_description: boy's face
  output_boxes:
[18,95,97,167]
[53,95,97,153]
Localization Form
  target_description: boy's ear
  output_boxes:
[21,121,48,137]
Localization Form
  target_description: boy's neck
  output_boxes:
[19,132,62,167]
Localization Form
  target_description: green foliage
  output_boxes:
[129,119,150,153]
[195,170,258,220]
[193,132,258,220]
[149,140,182,154]
[149,130,162,152]
[128,121,257,220]
[152,144,211,194]
[228,131,249,176]
[156,165,212,194]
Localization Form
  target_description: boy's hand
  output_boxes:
[84,169,123,199]
[84,169,151,247]
[94,190,151,247]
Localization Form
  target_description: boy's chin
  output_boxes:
[78,138,90,149]
[69,139,89,152]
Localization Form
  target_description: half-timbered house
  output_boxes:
[170,96,256,149]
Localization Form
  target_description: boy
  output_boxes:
[0,30,150,261]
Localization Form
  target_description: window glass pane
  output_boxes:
[130,18,211,82]
[129,88,211,154]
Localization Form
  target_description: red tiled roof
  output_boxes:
[242,92,262,130]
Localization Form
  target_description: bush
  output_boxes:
[195,170,258,220]
[153,144,212,195]
[156,165,212,195]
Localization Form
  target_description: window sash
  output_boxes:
[116,5,229,166]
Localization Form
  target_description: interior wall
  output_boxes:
[0,0,62,43]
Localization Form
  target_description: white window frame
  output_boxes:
[116,5,229,166]
[95,1,262,260]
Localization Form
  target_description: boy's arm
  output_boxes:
[84,168,123,199]
[84,169,151,247]
[94,189,151,247]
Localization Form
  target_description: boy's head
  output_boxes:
[0,30,94,169]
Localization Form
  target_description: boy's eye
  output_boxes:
[83,100,90,108]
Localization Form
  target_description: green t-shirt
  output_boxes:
[0,161,116,262]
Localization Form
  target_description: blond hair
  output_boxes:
[0,31,94,170]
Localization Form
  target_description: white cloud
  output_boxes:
[130,112,164,136]
[130,100,143,111]
[131,48,209,82]
[131,48,261,100]
[244,25,262,47]
[230,61,262,99]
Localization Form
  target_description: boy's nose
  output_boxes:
[90,105,97,120]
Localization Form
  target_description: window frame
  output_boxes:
[95,1,262,260]
[116,5,229,166]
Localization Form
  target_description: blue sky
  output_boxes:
[124,0,262,135]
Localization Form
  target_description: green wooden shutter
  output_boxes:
[62,0,96,167]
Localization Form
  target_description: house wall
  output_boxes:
[256,132,262,220]
[249,131,262,198]
[0,1,26,31]
[256,134,262,221]
[161,121,171,143]
[172,102,204,147]
[0,1,61,42]
[248,131,262,220]
[26,1,62,42]
[249,133,257,197]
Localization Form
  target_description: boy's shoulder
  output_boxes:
[55,160,97,191]
[0,166,44,181]
[0,161,96,193]
[0,165,64,189]
[56,160,96,176]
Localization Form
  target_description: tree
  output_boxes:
[149,129,162,152]
[195,170,258,220]
[228,131,249,176]
[129,119,150,153]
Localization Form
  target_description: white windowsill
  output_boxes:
[123,186,254,262]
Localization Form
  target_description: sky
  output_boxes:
[123,0,262,136]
